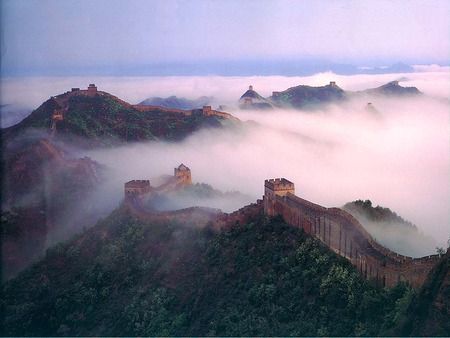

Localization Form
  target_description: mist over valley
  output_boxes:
[2,72,448,254]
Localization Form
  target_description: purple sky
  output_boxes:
[1,0,449,76]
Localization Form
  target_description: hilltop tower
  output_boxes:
[264,178,295,216]
[202,106,212,114]
[249,85,253,90]
[87,84,98,95]
[174,163,192,186]
[329,81,337,87]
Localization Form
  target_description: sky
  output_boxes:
[1,0,449,76]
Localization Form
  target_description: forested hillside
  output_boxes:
[1,205,420,336]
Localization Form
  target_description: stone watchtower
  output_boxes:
[264,178,295,216]
[174,163,192,186]
[202,106,212,114]
[87,84,98,96]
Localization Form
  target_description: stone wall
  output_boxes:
[124,180,151,196]
[264,187,439,288]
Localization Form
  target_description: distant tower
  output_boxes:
[329,81,337,87]
[174,163,192,186]
[249,85,253,91]
[87,84,98,94]
[202,106,212,114]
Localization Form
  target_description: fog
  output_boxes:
[2,70,449,254]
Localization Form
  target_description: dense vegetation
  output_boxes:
[1,205,422,336]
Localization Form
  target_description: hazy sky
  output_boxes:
[1,0,449,76]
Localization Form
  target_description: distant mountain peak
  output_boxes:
[239,85,265,101]
[238,80,422,111]
[238,85,273,110]
[362,81,422,96]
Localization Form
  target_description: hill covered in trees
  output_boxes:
[2,205,430,336]
[343,200,438,257]
[2,87,238,149]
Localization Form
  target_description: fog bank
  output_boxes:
[2,71,449,252]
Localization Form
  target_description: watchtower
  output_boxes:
[249,85,253,91]
[174,163,192,185]
[264,178,295,199]
[87,84,97,93]
[329,81,337,87]
[264,178,295,216]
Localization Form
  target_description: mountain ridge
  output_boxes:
[2,85,239,148]
[137,95,214,110]
[238,80,422,110]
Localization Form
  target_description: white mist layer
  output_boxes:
[2,71,449,252]
[1,67,449,110]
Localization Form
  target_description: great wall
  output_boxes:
[125,167,440,288]
[263,178,440,288]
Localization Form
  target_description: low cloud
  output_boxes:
[2,71,449,252]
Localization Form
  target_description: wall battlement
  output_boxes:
[263,178,439,288]
[124,180,151,196]
[264,178,295,194]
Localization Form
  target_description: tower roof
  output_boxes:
[177,163,190,171]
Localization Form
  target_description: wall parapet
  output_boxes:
[285,193,327,213]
